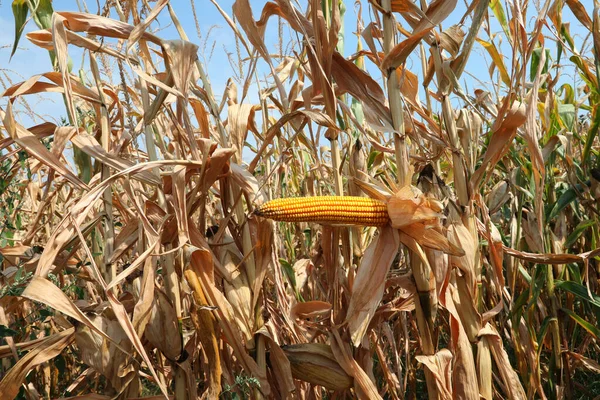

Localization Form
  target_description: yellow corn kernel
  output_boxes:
[254,196,389,226]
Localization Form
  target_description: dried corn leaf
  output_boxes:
[416,349,453,399]
[283,343,353,391]
[0,327,74,399]
[1,105,87,191]
[346,224,399,345]
[187,246,271,395]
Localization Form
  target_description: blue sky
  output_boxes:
[0,1,592,130]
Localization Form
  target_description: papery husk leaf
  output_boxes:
[387,185,444,229]
[283,343,353,390]
[346,224,399,346]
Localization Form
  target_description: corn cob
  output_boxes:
[254,196,389,226]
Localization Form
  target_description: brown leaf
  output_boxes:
[55,12,161,44]
[248,110,338,172]
[291,300,332,319]
[283,343,353,391]
[566,0,593,31]
[27,29,130,61]
[145,290,182,362]
[479,324,526,400]
[332,52,391,126]
[387,185,444,229]
[258,330,295,397]
[381,27,434,72]
[1,105,87,191]
[346,224,399,345]
[227,104,258,161]
[71,133,160,185]
[184,266,221,398]
[0,328,74,399]
[330,329,383,399]
[415,349,453,399]
[75,315,137,392]
[471,100,527,188]
[186,245,271,395]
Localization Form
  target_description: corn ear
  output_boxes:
[282,343,353,390]
[254,196,389,226]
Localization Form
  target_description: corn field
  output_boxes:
[1,0,599,398]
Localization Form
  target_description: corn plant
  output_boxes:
[0,0,599,399]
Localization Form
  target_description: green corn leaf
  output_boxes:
[555,280,600,309]
[10,0,29,60]
[558,103,575,131]
[561,308,600,339]
[547,188,577,220]
[31,0,54,30]
[489,0,511,40]
[564,219,596,248]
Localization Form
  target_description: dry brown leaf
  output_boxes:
[145,290,182,362]
[1,105,87,191]
[283,343,353,391]
[568,351,600,373]
[257,330,295,397]
[1,72,100,102]
[186,245,271,395]
[55,12,161,44]
[331,329,383,399]
[131,257,156,338]
[184,266,221,398]
[479,324,526,400]
[27,29,130,61]
[440,25,465,57]
[75,315,138,394]
[248,110,338,172]
[451,315,480,399]
[566,0,593,31]
[387,185,444,228]
[71,133,160,185]
[471,100,527,188]
[171,165,189,245]
[227,104,258,161]
[127,0,169,48]
[332,52,391,126]
[290,300,332,319]
[415,349,453,399]
[105,289,170,398]
[381,27,434,72]
[346,224,399,346]
[0,327,75,399]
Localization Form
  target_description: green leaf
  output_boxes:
[564,219,596,248]
[566,263,582,284]
[31,0,54,30]
[558,103,575,131]
[536,316,554,358]
[561,308,600,339]
[547,188,577,220]
[530,48,551,82]
[555,280,600,309]
[0,325,18,337]
[10,0,30,60]
[38,308,54,318]
[489,0,510,40]
[518,265,532,284]
[279,258,296,288]
[582,100,600,169]
[559,83,575,104]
